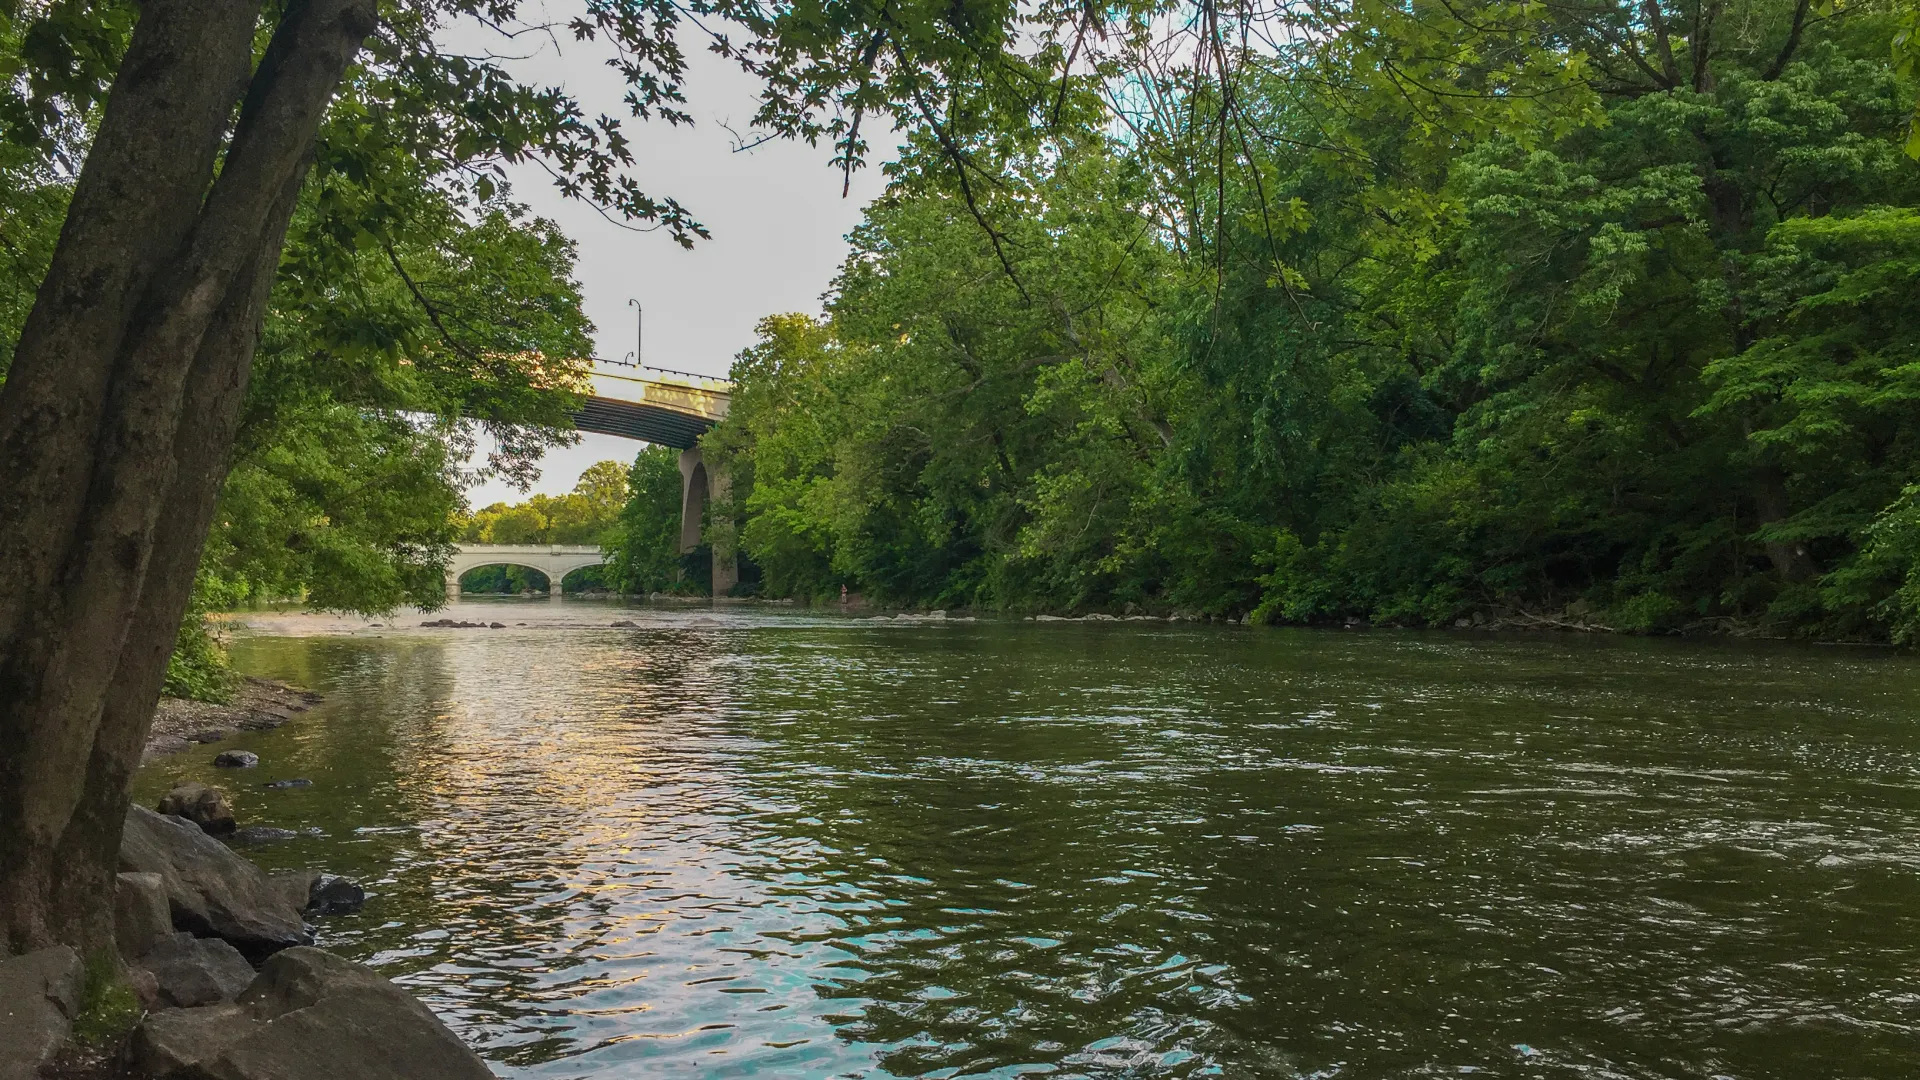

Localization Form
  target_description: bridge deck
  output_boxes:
[571,367,731,450]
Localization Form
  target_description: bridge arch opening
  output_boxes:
[458,564,551,595]
[560,564,613,594]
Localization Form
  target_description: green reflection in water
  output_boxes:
[134,609,1920,1078]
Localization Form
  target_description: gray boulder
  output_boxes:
[131,947,494,1080]
[213,750,259,768]
[158,781,237,835]
[268,870,320,916]
[116,870,173,960]
[130,1003,259,1078]
[139,932,258,1009]
[266,870,366,917]
[119,804,309,956]
[0,946,81,1080]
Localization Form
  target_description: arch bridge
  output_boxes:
[452,365,736,597]
[445,545,606,600]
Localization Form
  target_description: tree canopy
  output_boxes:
[459,460,629,546]
[699,0,1920,639]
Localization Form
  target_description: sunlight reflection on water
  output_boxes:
[137,600,1920,1078]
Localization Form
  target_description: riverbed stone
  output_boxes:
[232,825,300,845]
[213,749,259,768]
[119,804,310,956]
[306,874,367,916]
[0,946,82,1080]
[130,1002,259,1078]
[169,947,496,1080]
[146,734,194,759]
[116,870,173,960]
[236,707,296,732]
[159,781,238,836]
[140,932,258,1009]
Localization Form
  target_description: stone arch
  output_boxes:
[678,453,709,554]
[456,562,552,594]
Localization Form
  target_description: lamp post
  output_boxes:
[628,298,642,370]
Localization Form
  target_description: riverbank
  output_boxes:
[6,790,483,1079]
[143,678,321,762]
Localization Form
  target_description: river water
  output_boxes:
[132,600,1920,1079]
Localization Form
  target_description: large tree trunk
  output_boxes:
[1754,466,1819,585]
[0,0,375,955]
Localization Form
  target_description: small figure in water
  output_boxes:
[840,584,849,604]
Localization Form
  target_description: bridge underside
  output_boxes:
[574,397,711,450]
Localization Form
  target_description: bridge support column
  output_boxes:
[709,464,737,596]
[446,576,461,601]
[677,448,706,554]
[678,446,738,596]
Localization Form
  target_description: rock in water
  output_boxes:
[158,781,238,835]
[116,871,173,961]
[306,874,367,916]
[139,932,259,1009]
[232,826,300,845]
[119,805,309,957]
[213,749,260,768]
[0,946,81,1080]
[129,948,495,1080]
[263,778,312,789]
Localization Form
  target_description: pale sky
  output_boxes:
[458,26,891,507]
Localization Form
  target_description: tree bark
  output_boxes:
[0,0,258,652]
[44,165,311,953]
[0,0,376,955]
[1754,467,1819,585]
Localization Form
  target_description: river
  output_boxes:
[132,600,1920,1078]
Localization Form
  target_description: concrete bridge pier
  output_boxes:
[679,446,738,595]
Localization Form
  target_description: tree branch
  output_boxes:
[1762,0,1812,80]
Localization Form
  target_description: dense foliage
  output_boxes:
[602,445,701,594]
[459,461,629,545]
[703,0,1920,638]
[203,182,596,614]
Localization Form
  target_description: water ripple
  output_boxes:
[134,605,1920,1078]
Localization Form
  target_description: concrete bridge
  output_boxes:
[573,367,730,449]
[452,365,737,597]
[445,544,606,599]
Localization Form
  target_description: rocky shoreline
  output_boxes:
[2,782,491,1079]
[143,679,321,763]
